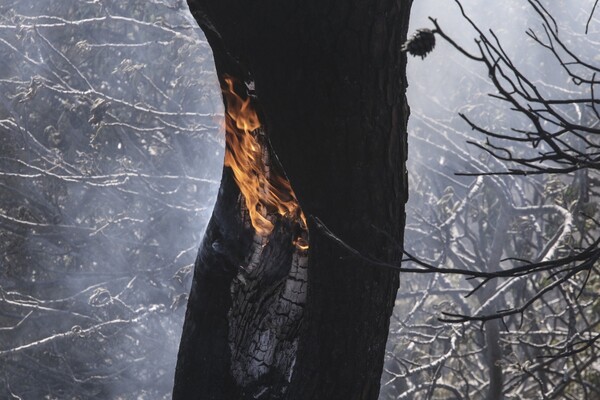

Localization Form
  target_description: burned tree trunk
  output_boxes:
[174,1,412,399]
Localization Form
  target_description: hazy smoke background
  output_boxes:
[382,1,600,398]
[0,0,598,399]
[0,1,222,398]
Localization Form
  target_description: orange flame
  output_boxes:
[222,76,307,243]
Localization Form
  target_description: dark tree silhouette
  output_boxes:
[173,0,413,399]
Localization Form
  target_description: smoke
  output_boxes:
[0,0,223,398]
[381,1,600,398]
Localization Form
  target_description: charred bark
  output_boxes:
[174,1,412,399]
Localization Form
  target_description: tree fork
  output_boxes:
[174,1,412,398]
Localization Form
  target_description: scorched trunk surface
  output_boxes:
[174,1,412,399]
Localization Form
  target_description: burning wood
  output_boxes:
[222,76,308,248]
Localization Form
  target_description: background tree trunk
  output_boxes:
[174,1,412,399]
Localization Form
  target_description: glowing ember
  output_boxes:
[222,76,307,245]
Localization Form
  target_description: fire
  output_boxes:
[222,76,307,245]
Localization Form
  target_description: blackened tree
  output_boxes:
[173,1,413,399]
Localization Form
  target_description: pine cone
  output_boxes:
[402,28,436,59]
